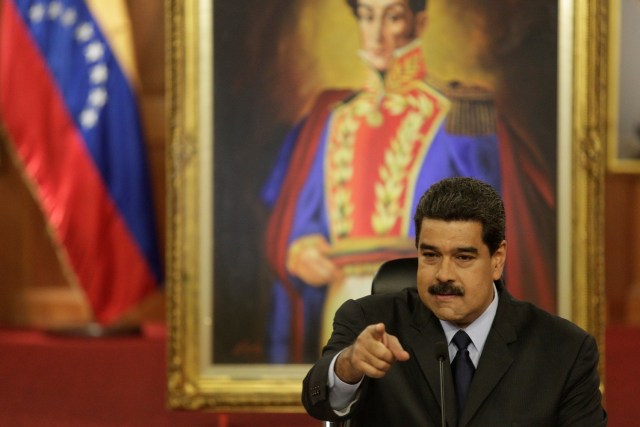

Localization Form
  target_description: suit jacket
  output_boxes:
[301,283,606,426]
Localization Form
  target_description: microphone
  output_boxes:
[434,341,448,427]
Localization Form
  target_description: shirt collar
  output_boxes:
[358,39,428,94]
[440,281,499,356]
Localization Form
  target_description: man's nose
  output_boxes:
[371,17,384,43]
[435,257,455,282]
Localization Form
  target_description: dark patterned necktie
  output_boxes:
[451,330,475,415]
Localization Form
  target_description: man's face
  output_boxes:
[416,219,506,327]
[355,0,425,71]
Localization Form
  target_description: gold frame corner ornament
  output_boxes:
[167,0,607,410]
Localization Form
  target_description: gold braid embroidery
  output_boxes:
[326,44,441,239]
[327,106,357,238]
[372,90,434,235]
[328,88,436,237]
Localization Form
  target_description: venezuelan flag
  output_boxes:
[0,0,162,324]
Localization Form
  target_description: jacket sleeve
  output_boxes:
[557,334,607,426]
[301,298,371,422]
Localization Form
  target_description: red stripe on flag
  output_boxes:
[0,0,156,323]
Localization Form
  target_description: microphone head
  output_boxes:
[434,341,448,361]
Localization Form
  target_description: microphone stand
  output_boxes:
[435,341,448,427]
[438,355,446,427]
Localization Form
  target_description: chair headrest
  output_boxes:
[371,257,418,295]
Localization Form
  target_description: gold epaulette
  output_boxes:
[426,76,496,137]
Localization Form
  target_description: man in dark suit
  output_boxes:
[301,177,607,426]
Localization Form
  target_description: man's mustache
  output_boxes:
[428,282,464,296]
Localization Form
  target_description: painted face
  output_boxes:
[355,0,424,71]
[416,219,506,328]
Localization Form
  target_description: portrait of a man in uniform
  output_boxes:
[212,0,558,364]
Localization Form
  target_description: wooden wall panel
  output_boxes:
[604,174,640,325]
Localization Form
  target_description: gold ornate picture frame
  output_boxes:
[167,0,606,411]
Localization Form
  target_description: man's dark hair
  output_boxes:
[346,0,427,15]
[414,177,505,254]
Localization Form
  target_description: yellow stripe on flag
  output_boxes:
[85,0,140,89]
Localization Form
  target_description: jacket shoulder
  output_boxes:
[426,75,496,136]
[505,294,593,345]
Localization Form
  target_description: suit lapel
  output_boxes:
[407,299,458,427]
[459,287,517,427]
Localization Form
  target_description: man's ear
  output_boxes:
[492,240,507,281]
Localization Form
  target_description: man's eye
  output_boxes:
[357,11,374,22]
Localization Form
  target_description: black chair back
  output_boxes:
[371,257,418,294]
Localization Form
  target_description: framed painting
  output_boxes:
[608,0,640,173]
[167,0,606,410]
